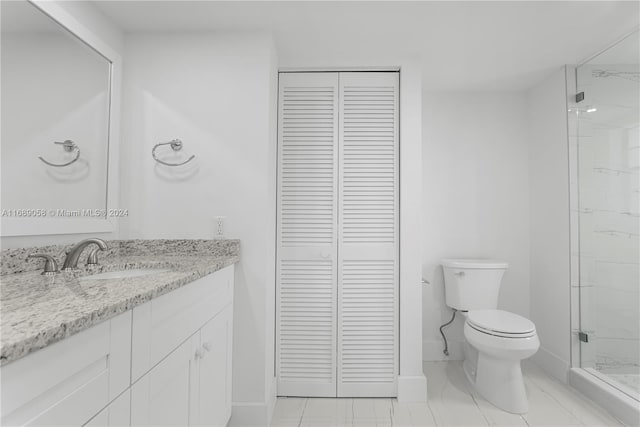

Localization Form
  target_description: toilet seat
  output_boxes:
[466,309,536,338]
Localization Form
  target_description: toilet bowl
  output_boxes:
[461,310,539,414]
[442,259,539,414]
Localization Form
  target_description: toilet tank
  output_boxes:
[441,259,509,311]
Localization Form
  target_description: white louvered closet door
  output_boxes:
[277,71,398,397]
[337,72,398,397]
[276,72,339,397]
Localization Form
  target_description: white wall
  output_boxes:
[119,32,278,426]
[421,92,530,360]
[527,68,572,381]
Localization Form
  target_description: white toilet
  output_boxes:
[441,259,539,414]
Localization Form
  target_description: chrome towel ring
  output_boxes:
[38,140,80,167]
[152,139,195,167]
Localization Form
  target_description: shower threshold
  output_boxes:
[568,368,639,426]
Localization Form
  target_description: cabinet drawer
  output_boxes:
[131,265,234,381]
[1,311,132,427]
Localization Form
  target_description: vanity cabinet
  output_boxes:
[131,305,233,427]
[85,391,131,427]
[0,311,132,427]
[1,265,235,427]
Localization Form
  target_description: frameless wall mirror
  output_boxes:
[1,0,117,236]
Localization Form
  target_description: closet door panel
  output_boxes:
[337,72,399,397]
[277,72,339,397]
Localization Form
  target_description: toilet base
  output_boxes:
[466,352,529,414]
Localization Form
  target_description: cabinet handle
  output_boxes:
[195,349,204,360]
[202,342,211,352]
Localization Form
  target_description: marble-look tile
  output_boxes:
[351,398,392,420]
[523,362,624,426]
[389,400,413,427]
[394,401,436,426]
[270,421,300,427]
[430,361,527,426]
[270,361,624,427]
[272,397,307,423]
[300,419,349,427]
[423,361,490,426]
[304,398,351,421]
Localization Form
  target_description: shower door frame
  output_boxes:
[567,29,640,425]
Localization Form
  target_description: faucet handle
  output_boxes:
[26,254,59,276]
[86,247,101,266]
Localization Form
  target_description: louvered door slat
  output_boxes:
[276,73,338,397]
[338,72,399,397]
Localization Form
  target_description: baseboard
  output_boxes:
[266,376,277,426]
[230,378,278,427]
[568,368,639,427]
[398,375,427,402]
[422,338,464,361]
[532,347,569,383]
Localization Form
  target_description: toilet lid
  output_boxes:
[467,310,536,337]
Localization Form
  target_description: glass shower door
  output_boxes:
[576,31,640,400]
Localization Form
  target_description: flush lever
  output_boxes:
[454,271,465,277]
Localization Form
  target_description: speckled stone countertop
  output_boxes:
[0,239,240,366]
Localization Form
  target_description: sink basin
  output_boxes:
[80,268,170,280]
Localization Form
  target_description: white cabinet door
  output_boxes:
[130,335,199,427]
[84,390,131,427]
[276,72,339,397]
[195,305,233,427]
[132,266,234,382]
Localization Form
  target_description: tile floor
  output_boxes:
[270,361,625,427]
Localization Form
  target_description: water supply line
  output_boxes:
[422,277,457,357]
[439,309,457,356]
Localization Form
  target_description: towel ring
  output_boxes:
[152,139,195,167]
[38,140,80,167]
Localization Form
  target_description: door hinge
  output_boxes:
[578,331,589,343]
[576,92,585,103]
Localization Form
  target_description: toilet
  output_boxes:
[442,259,539,414]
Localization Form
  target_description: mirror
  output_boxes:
[1,0,115,236]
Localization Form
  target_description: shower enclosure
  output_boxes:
[570,30,640,408]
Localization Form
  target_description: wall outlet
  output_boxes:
[214,216,226,239]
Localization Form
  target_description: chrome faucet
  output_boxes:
[62,238,108,271]
[26,254,59,276]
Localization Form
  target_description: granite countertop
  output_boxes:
[0,240,239,366]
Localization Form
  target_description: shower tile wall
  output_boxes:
[576,63,640,381]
